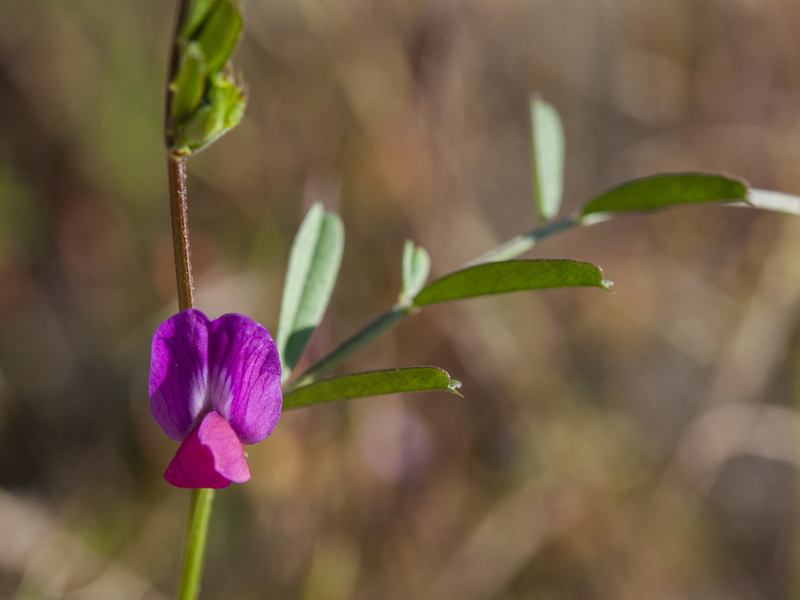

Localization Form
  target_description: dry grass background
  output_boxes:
[1,0,800,598]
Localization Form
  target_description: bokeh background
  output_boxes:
[1,0,800,598]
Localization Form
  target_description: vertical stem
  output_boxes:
[167,152,211,600]
[165,6,211,599]
[177,488,215,600]
[167,155,195,311]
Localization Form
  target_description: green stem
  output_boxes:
[176,488,215,600]
[287,215,582,389]
[284,303,415,393]
[466,215,578,265]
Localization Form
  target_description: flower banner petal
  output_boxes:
[208,314,282,444]
[163,411,251,488]
[150,309,210,441]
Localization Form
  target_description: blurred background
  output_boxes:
[1,0,800,598]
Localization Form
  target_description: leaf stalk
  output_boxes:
[288,215,582,388]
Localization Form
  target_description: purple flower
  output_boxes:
[149,309,282,488]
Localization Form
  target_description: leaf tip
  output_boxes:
[447,378,463,396]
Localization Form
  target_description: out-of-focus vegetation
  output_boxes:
[1,0,799,598]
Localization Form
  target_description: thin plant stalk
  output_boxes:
[167,152,214,600]
[177,488,215,600]
[167,156,195,311]
[165,2,214,599]
[467,215,577,265]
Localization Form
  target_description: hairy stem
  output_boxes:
[168,153,210,600]
[167,155,195,311]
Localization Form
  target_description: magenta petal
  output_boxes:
[163,412,251,489]
[149,309,282,447]
[208,314,282,444]
[150,309,210,441]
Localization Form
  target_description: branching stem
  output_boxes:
[287,215,583,389]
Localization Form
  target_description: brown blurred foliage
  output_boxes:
[1,0,800,598]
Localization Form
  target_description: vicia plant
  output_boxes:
[155,1,800,599]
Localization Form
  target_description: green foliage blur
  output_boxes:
[0,0,798,598]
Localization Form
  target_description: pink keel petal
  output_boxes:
[163,412,251,489]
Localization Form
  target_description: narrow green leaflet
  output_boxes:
[169,42,207,123]
[401,240,431,302]
[580,173,748,222]
[178,0,219,42]
[194,0,243,74]
[530,96,565,221]
[747,189,800,215]
[413,259,610,306]
[277,203,344,380]
[283,367,462,410]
